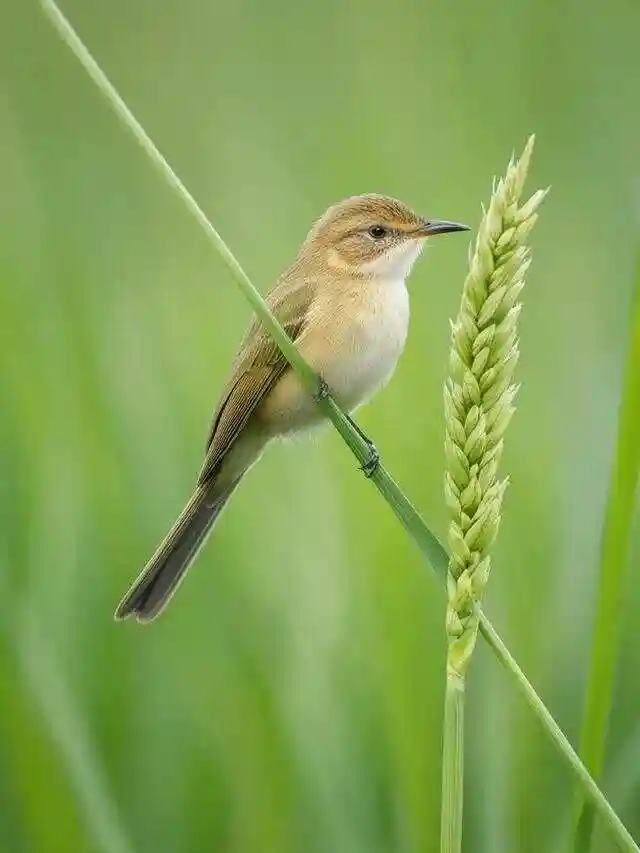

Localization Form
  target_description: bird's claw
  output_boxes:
[313,376,330,403]
[360,443,380,478]
[312,378,379,476]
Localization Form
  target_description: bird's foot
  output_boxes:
[359,441,380,477]
[342,411,380,477]
[313,375,330,403]
[312,380,379,476]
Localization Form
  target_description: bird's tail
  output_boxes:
[115,480,238,622]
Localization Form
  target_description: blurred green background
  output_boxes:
[1,0,639,851]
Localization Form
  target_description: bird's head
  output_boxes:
[302,193,469,279]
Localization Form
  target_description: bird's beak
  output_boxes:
[414,219,470,237]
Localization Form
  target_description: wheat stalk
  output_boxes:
[444,138,546,675]
[441,139,547,852]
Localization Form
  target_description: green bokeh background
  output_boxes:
[1,1,639,851]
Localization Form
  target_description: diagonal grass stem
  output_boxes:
[573,255,640,852]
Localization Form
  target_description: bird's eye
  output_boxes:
[368,225,388,240]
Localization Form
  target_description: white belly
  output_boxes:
[258,276,410,436]
[321,278,410,410]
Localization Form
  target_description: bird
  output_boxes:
[115,194,468,622]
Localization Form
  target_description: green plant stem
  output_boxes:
[441,673,465,853]
[478,612,638,853]
[5,604,135,853]
[40,5,639,851]
[573,257,640,853]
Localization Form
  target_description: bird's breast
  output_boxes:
[315,276,410,410]
[257,276,410,437]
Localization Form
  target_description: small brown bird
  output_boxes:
[115,194,468,622]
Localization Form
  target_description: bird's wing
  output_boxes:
[197,275,316,485]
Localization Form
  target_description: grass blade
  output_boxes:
[3,603,135,853]
[573,256,640,852]
[478,613,638,853]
